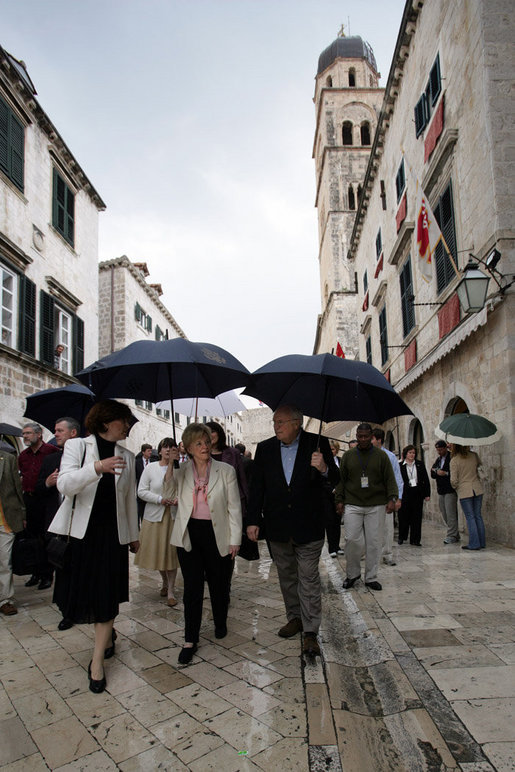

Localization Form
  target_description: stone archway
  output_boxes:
[445,396,469,417]
[408,417,425,462]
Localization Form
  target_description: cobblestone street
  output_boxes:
[1,519,514,771]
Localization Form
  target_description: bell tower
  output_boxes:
[312,31,383,357]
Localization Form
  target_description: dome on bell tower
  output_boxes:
[317,35,378,76]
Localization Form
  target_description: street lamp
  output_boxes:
[455,259,491,313]
[455,250,514,314]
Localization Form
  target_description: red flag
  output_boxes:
[335,342,345,358]
[415,184,442,282]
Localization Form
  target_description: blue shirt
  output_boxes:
[381,446,404,498]
[280,434,300,485]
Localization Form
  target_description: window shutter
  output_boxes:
[399,258,415,337]
[40,290,55,366]
[366,336,372,365]
[414,95,426,137]
[375,229,382,259]
[9,113,24,191]
[379,306,388,366]
[146,315,152,332]
[72,314,84,373]
[18,275,36,356]
[134,302,142,322]
[429,54,441,106]
[0,98,8,173]
[434,182,457,294]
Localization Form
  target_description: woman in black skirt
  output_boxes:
[50,400,139,693]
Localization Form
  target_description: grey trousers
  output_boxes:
[344,504,383,583]
[438,493,459,538]
[270,538,324,634]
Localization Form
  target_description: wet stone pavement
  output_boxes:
[1,519,514,771]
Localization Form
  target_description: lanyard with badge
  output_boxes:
[356,448,372,488]
[407,463,417,487]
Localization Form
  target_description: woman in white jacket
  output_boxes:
[50,400,139,694]
[164,423,241,665]
[135,437,179,606]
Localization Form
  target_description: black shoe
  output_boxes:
[342,575,360,589]
[88,661,106,693]
[303,634,321,656]
[461,545,480,550]
[58,618,73,631]
[25,575,39,587]
[104,629,117,659]
[178,644,198,665]
[215,626,227,639]
[37,579,52,590]
[365,581,382,591]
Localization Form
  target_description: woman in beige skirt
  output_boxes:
[135,437,179,606]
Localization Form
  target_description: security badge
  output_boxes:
[361,475,369,488]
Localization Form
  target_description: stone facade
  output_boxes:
[345,0,514,545]
[0,45,104,435]
[240,406,274,457]
[312,35,384,358]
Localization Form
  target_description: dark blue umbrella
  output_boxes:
[24,384,96,434]
[0,422,22,437]
[243,353,413,425]
[76,339,250,440]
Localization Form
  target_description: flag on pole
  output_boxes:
[415,180,442,283]
[335,342,345,358]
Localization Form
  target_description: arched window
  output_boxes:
[445,397,469,417]
[348,185,355,210]
[342,121,353,145]
[357,184,362,203]
[409,419,425,463]
[324,282,329,306]
[385,430,395,453]
[348,68,356,87]
[369,75,374,87]
[326,75,333,87]
[361,121,371,145]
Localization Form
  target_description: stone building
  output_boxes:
[341,0,514,545]
[0,45,104,432]
[98,256,186,451]
[312,33,384,360]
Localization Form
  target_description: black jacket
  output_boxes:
[35,450,63,530]
[430,452,454,494]
[401,459,430,501]
[247,430,339,544]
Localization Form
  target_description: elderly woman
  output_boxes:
[164,423,241,665]
[398,444,430,546]
[450,444,485,550]
[135,437,179,606]
[50,400,139,694]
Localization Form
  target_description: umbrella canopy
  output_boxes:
[24,384,96,433]
[243,353,412,424]
[76,339,250,403]
[435,413,502,446]
[0,422,22,437]
[157,390,246,420]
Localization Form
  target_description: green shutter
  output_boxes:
[0,96,24,191]
[73,314,84,373]
[18,275,36,356]
[40,290,55,366]
[52,168,74,246]
[0,98,10,175]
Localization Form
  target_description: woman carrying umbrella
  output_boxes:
[50,400,139,693]
[450,445,485,550]
[135,437,180,606]
[164,423,241,664]
[398,445,430,546]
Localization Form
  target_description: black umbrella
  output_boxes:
[24,384,96,433]
[76,339,251,440]
[243,353,413,427]
[0,422,22,437]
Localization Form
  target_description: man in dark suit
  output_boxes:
[247,405,339,655]
[135,444,153,526]
[431,440,459,543]
[35,417,79,616]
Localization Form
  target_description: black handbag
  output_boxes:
[12,532,45,576]
[47,445,86,570]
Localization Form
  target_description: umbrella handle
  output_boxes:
[168,371,176,444]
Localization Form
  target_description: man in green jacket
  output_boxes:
[336,423,398,591]
[0,451,26,615]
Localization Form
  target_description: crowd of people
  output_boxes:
[0,401,487,693]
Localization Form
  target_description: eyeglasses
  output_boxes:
[273,419,299,427]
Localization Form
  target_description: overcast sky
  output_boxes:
[2,0,405,376]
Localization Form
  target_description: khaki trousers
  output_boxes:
[0,526,15,607]
[344,504,383,583]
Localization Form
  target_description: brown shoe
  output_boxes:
[303,633,320,656]
[0,602,17,616]
[160,585,168,597]
[278,618,303,638]
[167,597,178,607]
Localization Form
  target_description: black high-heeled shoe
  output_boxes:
[104,629,117,660]
[88,661,106,693]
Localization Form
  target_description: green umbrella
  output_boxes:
[435,413,502,446]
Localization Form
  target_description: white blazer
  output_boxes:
[138,461,177,522]
[164,459,242,556]
[49,435,139,544]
